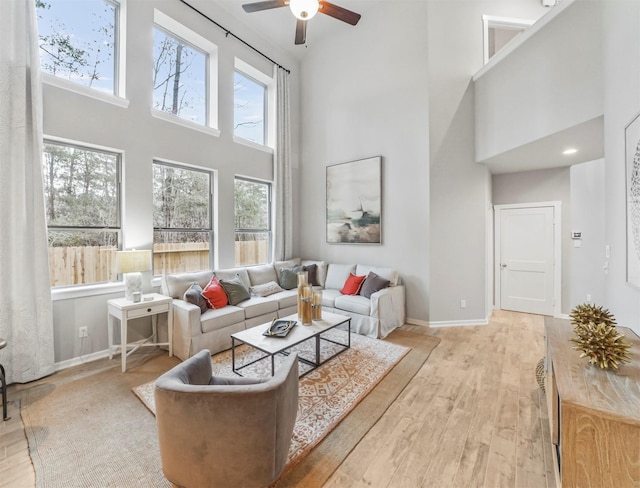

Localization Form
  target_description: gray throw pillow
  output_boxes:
[359,272,391,299]
[183,283,209,313]
[303,264,319,286]
[219,274,251,305]
[279,265,302,290]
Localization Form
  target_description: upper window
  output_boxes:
[482,15,534,65]
[234,58,273,148]
[153,10,218,131]
[36,0,121,96]
[234,71,266,146]
[234,178,271,266]
[153,162,213,275]
[43,141,121,287]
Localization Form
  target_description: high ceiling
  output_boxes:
[195,0,371,60]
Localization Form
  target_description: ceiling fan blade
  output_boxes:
[318,1,361,25]
[295,19,307,45]
[242,0,288,13]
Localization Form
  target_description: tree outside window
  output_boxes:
[36,0,118,95]
[235,178,271,266]
[234,71,266,145]
[153,27,207,125]
[153,163,213,274]
[43,142,120,286]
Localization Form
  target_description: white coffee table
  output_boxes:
[230,312,351,377]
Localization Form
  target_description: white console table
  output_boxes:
[107,293,173,372]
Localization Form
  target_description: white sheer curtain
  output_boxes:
[273,66,294,261]
[0,0,55,383]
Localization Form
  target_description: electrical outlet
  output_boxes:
[78,326,88,338]
[460,299,467,309]
[586,294,592,303]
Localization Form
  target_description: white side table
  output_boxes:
[107,293,173,372]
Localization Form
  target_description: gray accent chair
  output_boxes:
[154,349,299,488]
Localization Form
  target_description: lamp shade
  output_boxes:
[116,250,151,274]
[289,0,318,20]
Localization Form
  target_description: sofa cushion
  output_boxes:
[301,260,327,287]
[247,264,278,286]
[359,272,391,299]
[334,294,371,316]
[163,270,214,299]
[250,281,284,297]
[183,283,208,313]
[200,306,245,333]
[340,273,366,295]
[237,296,279,319]
[355,265,399,286]
[215,267,251,288]
[320,288,342,308]
[279,265,303,290]
[274,289,298,309]
[202,276,229,309]
[324,263,356,290]
[274,259,301,283]
[219,274,251,306]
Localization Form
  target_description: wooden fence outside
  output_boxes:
[49,241,270,286]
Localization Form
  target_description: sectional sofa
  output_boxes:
[160,258,406,361]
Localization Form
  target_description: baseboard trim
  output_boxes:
[555,313,570,320]
[406,318,429,327]
[428,318,489,327]
[55,349,110,371]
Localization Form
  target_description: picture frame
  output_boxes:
[625,111,640,287]
[326,156,382,244]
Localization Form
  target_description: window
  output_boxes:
[234,178,271,266]
[153,162,213,275]
[234,58,273,148]
[234,71,266,145]
[36,0,121,96]
[153,10,218,130]
[482,15,534,64]
[43,141,120,287]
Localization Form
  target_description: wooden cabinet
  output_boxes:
[545,317,640,487]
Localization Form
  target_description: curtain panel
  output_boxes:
[0,0,55,383]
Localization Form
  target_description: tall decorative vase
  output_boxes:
[312,290,323,320]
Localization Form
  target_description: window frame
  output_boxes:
[234,176,272,267]
[38,0,128,104]
[43,137,123,289]
[482,15,534,65]
[152,10,219,136]
[152,160,215,276]
[233,58,275,151]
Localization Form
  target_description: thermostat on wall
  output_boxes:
[571,231,582,239]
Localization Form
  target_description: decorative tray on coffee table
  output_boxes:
[263,319,297,337]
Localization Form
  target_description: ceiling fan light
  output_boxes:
[289,0,318,20]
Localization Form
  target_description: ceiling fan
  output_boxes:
[241,0,361,45]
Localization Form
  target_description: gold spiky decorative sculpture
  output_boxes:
[569,304,632,370]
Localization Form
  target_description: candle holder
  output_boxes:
[312,290,323,320]
[298,283,313,325]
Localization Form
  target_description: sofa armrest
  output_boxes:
[172,299,203,361]
[370,285,406,338]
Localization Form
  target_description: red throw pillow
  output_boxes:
[340,273,366,295]
[202,276,228,309]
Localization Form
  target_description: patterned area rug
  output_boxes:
[133,329,410,470]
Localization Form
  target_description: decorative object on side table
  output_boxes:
[116,249,151,301]
[569,303,632,370]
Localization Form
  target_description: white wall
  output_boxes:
[570,159,606,308]
[44,0,300,363]
[492,167,571,314]
[602,0,640,335]
[296,1,430,324]
[474,0,603,163]
[427,0,547,324]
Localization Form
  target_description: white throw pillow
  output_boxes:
[324,263,356,290]
[250,280,284,297]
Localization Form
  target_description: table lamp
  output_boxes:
[116,249,152,301]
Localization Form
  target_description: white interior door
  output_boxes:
[497,206,555,316]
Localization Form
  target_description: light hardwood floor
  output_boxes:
[0,310,554,487]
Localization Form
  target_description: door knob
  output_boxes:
[501,264,507,268]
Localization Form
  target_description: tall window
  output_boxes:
[153,11,218,129]
[482,15,534,64]
[234,70,266,145]
[36,0,120,95]
[43,141,120,287]
[153,162,213,275]
[234,178,271,266]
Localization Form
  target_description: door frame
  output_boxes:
[494,201,562,317]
